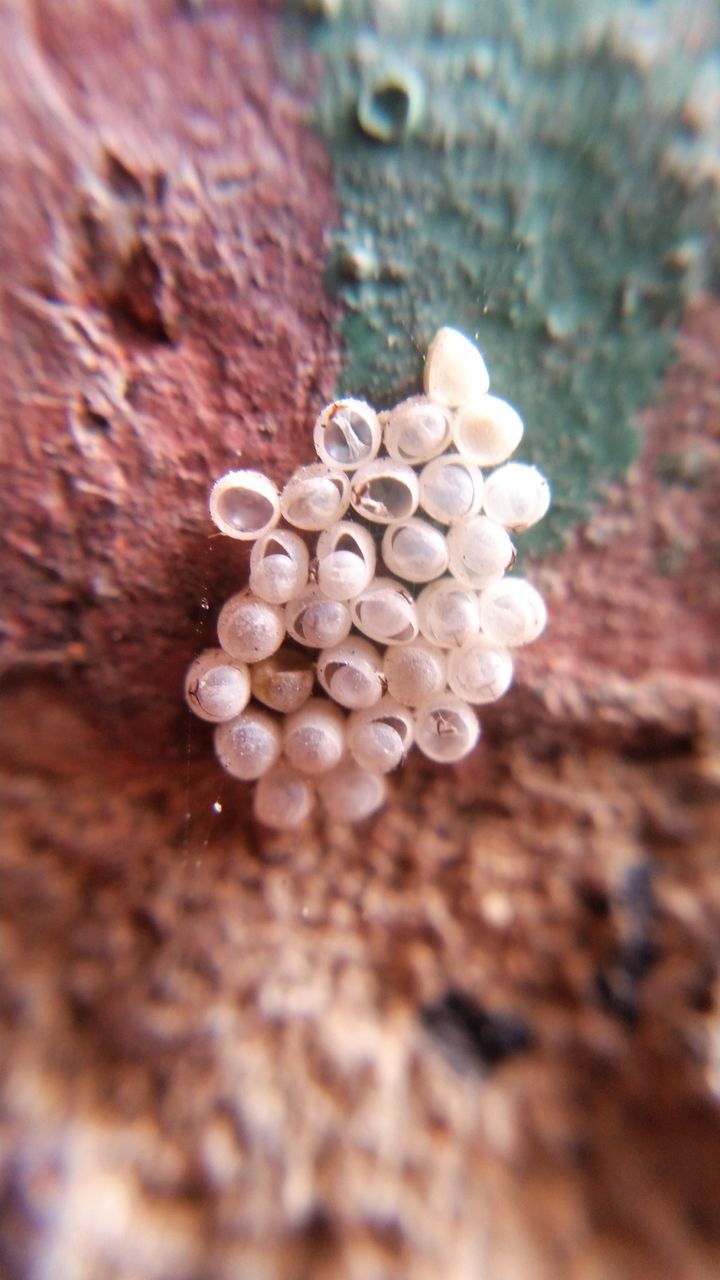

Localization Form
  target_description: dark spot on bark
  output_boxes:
[80,153,171,343]
[577,879,611,918]
[620,730,695,762]
[622,862,656,922]
[592,862,659,1025]
[300,1206,336,1246]
[686,970,715,1013]
[592,968,640,1026]
[104,150,144,201]
[131,906,165,948]
[67,989,95,1030]
[421,989,534,1072]
[80,400,111,434]
[284,1206,340,1279]
[106,243,173,344]
[153,172,168,205]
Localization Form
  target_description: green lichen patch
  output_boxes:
[288,0,720,554]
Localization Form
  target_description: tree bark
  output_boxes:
[1,4,720,1279]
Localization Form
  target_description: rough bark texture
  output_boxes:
[0,0,340,750]
[2,4,720,1280]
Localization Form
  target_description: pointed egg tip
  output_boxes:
[423,326,490,408]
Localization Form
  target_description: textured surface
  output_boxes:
[302,0,720,553]
[0,0,339,751]
[2,2,720,1278]
[2,298,720,1278]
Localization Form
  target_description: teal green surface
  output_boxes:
[288,0,719,553]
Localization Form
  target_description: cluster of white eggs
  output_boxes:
[185,327,549,828]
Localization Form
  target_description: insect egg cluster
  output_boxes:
[186,326,550,828]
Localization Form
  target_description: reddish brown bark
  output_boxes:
[0,0,340,750]
[1,4,720,1279]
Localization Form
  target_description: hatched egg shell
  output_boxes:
[249,528,309,604]
[313,398,381,471]
[315,520,376,601]
[350,460,419,525]
[209,470,280,541]
[413,694,480,763]
[423,326,490,407]
[350,576,419,646]
[285,588,352,649]
[347,697,414,774]
[381,517,449,584]
[316,638,385,710]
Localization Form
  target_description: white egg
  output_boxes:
[423,326,490,406]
